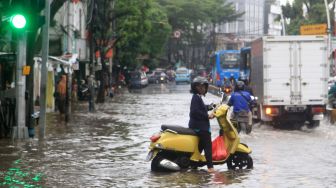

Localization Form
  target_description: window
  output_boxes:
[220,53,240,69]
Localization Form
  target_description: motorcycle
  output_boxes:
[146,94,253,172]
[222,89,257,134]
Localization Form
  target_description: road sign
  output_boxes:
[300,24,327,35]
[174,30,181,38]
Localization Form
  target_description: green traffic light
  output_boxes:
[10,14,27,29]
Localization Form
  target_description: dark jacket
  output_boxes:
[188,94,210,132]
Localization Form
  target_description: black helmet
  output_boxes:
[235,80,245,91]
[191,76,209,95]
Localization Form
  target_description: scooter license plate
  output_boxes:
[145,151,154,162]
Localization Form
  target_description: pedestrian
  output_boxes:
[118,72,126,86]
[57,75,67,119]
[72,78,78,102]
[188,76,215,173]
[88,75,96,112]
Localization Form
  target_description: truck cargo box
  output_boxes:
[250,35,328,107]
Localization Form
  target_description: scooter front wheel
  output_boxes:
[227,153,253,170]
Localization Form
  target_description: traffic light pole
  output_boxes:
[14,31,29,139]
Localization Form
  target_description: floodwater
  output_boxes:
[1,84,336,187]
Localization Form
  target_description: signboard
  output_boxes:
[300,24,327,35]
[174,31,181,38]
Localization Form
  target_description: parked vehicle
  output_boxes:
[129,71,148,88]
[175,68,190,84]
[250,35,328,129]
[78,81,89,101]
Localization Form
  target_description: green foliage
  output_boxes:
[0,2,13,52]
[115,0,171,69]
[157,0,241,66]
[282,0,335,35]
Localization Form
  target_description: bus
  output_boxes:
[240,47,251,81]
[210,49,240,86]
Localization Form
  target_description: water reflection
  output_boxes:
[0,84,336,187]
[0,159,44,187]
[144,169,251,187]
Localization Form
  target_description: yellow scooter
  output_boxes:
[146,103,253,171]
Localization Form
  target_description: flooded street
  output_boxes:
[1,84,336,187]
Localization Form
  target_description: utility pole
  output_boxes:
[324,0,332,55]
[89,0,95,75]
[9,11,29,139]
[14,31,29,139]
[324,0,333,76]
[39,0,50,139]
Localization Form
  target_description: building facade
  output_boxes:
[216,0,283,43]
[264,0,283,36]
[218,0,265,39]
[51,0,88,60]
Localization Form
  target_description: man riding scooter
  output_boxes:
[228,81,253,134]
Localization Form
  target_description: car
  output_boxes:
[149,71,168,84]
[175,68,190,84]
[129,71,148,88]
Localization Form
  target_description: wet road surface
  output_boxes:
[1,83,336,187]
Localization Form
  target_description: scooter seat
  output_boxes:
[161,125,197,136]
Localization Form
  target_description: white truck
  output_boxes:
[250,35,328,128]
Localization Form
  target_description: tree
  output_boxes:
[90,0,171,102]
[158,0,242,69]
[114,0,171,69]
[282,0,336,35]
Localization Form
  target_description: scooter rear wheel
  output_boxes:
[151,154,167,172]
[227,153,253,170]
[151,152,182,172]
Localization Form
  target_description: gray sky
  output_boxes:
[280,0,293,5]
